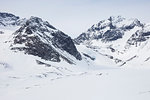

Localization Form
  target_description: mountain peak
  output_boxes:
[108,16,125,22]
[0,12,19,20]
[74,16,144,44]
[10,16,82,63]
[0,12,27,27]
[0,12,20,26]
[28,16,43,24]
[24,16,56,30]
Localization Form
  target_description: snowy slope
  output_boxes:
[0,13,92,93]
[0,12,85,84]
[0,24,86,92]
[75,16,150,67]
[0,13,150,100]
[1,67,150,100]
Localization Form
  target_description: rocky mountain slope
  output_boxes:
[1,13,150,68]
[10,16,81,63]
[75,16,150,67]
[1,13,150,100]
[0,12,25,27]
[0,12,81,65]
[0,12,85,86]
[1,13,150,69]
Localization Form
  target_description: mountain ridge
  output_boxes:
[0,12,150,100]
[75,16,150,67]
[0,12,82,64]
[1,12,150,67]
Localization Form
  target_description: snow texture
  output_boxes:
[0,13,150,100]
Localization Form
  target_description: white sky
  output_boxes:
[0,0,150,38]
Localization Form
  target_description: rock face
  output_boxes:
[51,31,82,60]
[10,16,81,63]
[0,12,20,26]
[0,31,4,34]
[74,16,150,67]
[126,29,150,48]
[2,12,150,67]
[74,16,143,44]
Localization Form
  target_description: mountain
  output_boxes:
[0,13,82,64]
[0,12,25,27]
[0,12,85,92]
[0,12,84,82]
[74,16,143,43]
[1,13,150,100]
[75,16,150,67]
[10,16,81,63]
[1,13,150,68]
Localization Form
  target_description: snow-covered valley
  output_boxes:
[0,13,150,100]
[1,67,150,100]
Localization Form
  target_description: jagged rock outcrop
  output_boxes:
[74,16,150,67]
[10,16,81,63]
[74,16,143,44]
[0,12,20,26]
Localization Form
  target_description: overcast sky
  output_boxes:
[0,0,150,38]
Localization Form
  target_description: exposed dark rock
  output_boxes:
[126,55,137,62]
[101,29,124,42]
[82,53,95,60]
[36,60,51,67]
[0,31,4,34]
[0,12,19,20]
[52,31,82,60]
[145,57,150,62]
[11,16,81,63]
[126,30,150,47]
[12,35,61,62]
[142,32,150,36]
[74,16,143,44]
[74,33,90,44]
[0,12,21,26]
[107,46,115,52]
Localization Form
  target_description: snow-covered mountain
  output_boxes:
[1,13,150,100]
[75,16,143,43]
[0,12,25,27]
[75,16,150,67]
[0,12,85,89]
[1,13,150,72]
[0,12,81,63]
[10,16,81,64]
